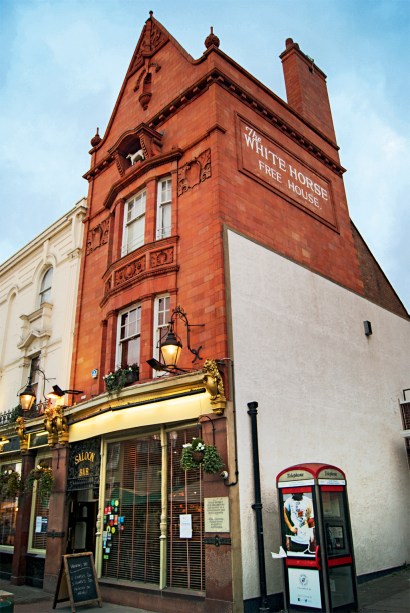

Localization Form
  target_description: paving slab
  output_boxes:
[1,566,409,612]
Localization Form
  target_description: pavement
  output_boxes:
[0,566,408,612]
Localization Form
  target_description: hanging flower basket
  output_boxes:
[103,364,139,394]
[0,470,22,499]
[25,466,54,503]
[180,437,224,474]
[192,449,205,463]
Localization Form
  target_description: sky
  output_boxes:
[0,0,409,311]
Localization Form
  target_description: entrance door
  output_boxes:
[67,501,97,554]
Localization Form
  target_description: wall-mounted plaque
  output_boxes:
[204,497,230,533]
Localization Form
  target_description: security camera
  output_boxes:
[220,470,229,480]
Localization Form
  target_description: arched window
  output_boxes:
[39,268,53,305]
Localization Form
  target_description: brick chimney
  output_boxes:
[280,38,336,143]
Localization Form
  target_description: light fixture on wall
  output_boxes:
[363,320,372,336]
[18,366,52,411]
[18,369,82,412]
[147,306,204,372]
[47,385,83,403]
[19,381,38,412]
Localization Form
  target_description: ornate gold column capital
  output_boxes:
[15,416,28,452]
[202,359,226,415]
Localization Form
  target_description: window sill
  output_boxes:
[99,577,205,600]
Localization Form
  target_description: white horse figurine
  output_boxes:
[126,149,144,165]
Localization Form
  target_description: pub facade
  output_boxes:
[1,12,409,613]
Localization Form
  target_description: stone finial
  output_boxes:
[205,26,220,49]
[285,37,299,50]
[90,127,101,148]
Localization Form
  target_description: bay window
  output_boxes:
[117,304,141,369]
[122,189,146,256]
[156,177,172,240]
[153,295,170,368]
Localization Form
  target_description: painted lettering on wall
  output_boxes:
[75,451,96,478]
[239,118,336,228]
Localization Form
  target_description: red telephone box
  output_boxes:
[276,463,358,612]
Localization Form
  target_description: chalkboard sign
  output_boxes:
[53,552,102,612]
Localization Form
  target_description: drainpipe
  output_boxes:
[247,401,270,612]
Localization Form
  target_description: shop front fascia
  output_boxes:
[63,364,234,613]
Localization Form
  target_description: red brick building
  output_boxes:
[3,12,409,613]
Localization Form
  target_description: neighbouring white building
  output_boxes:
[0,197,86,583]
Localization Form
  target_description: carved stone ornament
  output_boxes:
[178,149,211,196]
[202,359,226,415]
[44,405,69,447]
[114,256,146,287]
[86,218,110,255]
[129,12,169,75]
[16,416,28,452]
[55,406,69,445]
[150,247,174,268]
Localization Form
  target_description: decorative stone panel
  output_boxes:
[86,219,110,255]
[101,238,178,306]
[178,149,211,196]
[114,255,146,287]
[150,247,174,268]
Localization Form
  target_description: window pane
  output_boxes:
[160,179,171,204]
[0,462,21,547]
[29,355,40,402]
[124,191,146,254]
[40,268,53,304]
[102,438,162,584]
[157,297,170,327]
[31,459,51,550]
[120,337,140,368]
[120,307,140,340]
[156,178,172,240]
[127,217,145,252]
[119,306,141,368]
[154,297,170,366]
[160,203,171,239]
[167,428,205,591]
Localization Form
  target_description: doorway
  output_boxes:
[67,498,97,554]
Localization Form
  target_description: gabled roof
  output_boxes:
[126,11,194,79]
[91,12,194,154]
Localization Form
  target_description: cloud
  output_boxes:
[331,69,410,308]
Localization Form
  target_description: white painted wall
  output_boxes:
[227,229,410,600]
[0,199,87,415]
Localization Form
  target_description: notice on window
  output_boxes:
[35,516,42,533]
[204,497,230,533]
[179,514,192,539]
